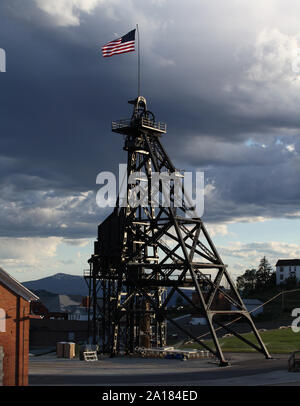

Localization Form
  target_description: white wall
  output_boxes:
[276,265,300,285]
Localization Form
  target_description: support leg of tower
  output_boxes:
[206,312,230,367]
[244,314,273,360]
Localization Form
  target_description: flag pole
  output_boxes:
[136,24,141,97]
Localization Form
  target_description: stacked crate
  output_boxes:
[56,342,76,359]
[64,343,76,359]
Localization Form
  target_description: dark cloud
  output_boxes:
[1,0,300,239]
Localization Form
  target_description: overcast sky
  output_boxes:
[1,0,300,281]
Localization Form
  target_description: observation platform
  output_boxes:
[112,117,167,134]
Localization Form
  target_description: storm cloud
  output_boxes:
[1,0,300,242]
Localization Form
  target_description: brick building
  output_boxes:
[0,267,38,386]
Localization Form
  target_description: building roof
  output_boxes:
[276,259,300,267]
[34,290,83,312]
[0,267,39,302]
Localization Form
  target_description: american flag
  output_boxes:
[102,29,136,58]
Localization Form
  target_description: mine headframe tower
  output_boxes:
[85,96,271,366]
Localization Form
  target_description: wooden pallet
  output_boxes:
[83,351,98,361]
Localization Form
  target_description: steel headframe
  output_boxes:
[84,96,272,366]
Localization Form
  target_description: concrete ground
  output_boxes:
[29,352,300,386]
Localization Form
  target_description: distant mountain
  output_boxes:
[23,273,194,307]
[23,273,89,296]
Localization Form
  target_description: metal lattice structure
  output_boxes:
[84,96,271,366]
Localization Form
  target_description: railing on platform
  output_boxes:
[112,119,131,131]
[112,118,166,133]
[83,269,91,277]
[141,117,166,133]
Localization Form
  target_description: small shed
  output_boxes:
[0,267,38,386]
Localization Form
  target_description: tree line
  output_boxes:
[236,256,300,296]
[236,256,276,296]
